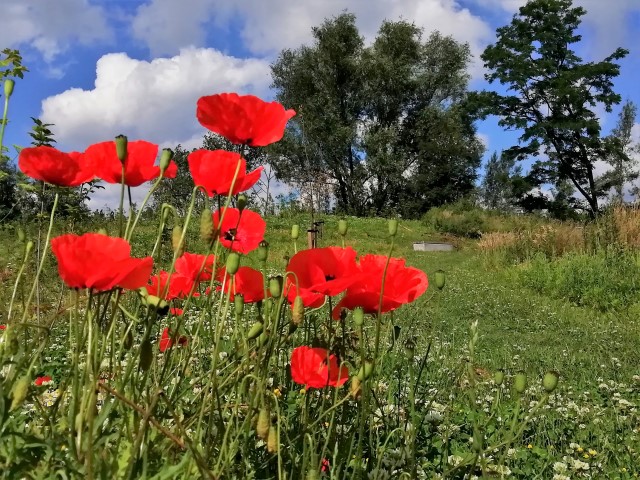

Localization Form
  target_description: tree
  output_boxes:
[470,0,628,218]
[481,151,519,210]
[603,100,638,202]
[271,14,481,217]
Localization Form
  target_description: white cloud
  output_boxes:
[0,0,112,62]
[40,47,272,151]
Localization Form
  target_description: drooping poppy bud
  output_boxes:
[266,426,278,453]
[514,371,527,394]
[258,330,270,347]
[435,270,446,290]
[291,224,300,240]
[124,329,134,350]
[226,252,241,275]
[10,375,30,411]
[356,361,374,381]
[542,370,559,393]
[292,295,305,326]
[159,148,173,175]
[256,408,270,440]
[172,226,184,256]
[200,208,214,243]
[388,219,398,237]
[115,134,128,164]
[349,377,362,398]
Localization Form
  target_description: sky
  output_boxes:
[3,0,640,210]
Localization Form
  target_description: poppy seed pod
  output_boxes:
[4,79,15,98]
[514,371,527,394]
[226,252,241,275]
[257,241,269,262]
[237,193,248,212]
[172,226,184,255]
[494,369,505,386]
[291,224,300,240]
[542,370,559,393]
[388,219,398,237]
[338,219,348,236]
[435,270,446,290]
[159,148,173,175]
[115,135,128,163]
[10,375,30,411]
[269,276,283,298]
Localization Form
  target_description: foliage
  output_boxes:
[470,0,628,217]
[603,100,639,202]
[480,151,520,211]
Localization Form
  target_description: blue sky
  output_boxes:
[3,0,640,209]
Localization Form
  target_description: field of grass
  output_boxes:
[1,211,639,478]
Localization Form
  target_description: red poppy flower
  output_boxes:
[218,266,266,303]
[188,149,263,197]
[84,140,177,186]
[213,207,266,254]
[290,346,348,389]
[331,255,428,319]
[170,308,184,316]
[51,233,153,292]
[284,247,359,308]
[19,146,94,187]
[0,325,5,330]
[175,252,216,283]
[34,375,53,386]
[159,327,188,352]
[196,93,296,147]
[145,271,194,300]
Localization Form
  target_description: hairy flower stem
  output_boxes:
[0,86,10,157]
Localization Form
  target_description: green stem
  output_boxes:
[0,90,9,158]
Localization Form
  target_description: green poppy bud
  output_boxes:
[4,79,15,98]
[199,208,214,243]
[435,270,446,290]
[494,369,505,386]
[350,376,362,398]
[159,148,173,175]
[172,226,184,255]
[353,307,364,327]
[16,227,25,243]
[257,241,269,262]
[542,370,559,393]
[237,193,248,212]
[256,408,270,440]
[226,252,241,275]
[10,375,30,411]
[24,241,33,258]
[514,371,527,394]
[291,224,300,240]
[115,134,128,163]
[123,330,134,350]
[388,219,398,237]
[269,276,283,298]
[97,228,108,236]
[338,219,348,236]
[292,295,304,326]
[234,294,245,316]
[139,340,153,371]
[258,330,270,347]
[356,360,374,381]
[247,321,264,340]
[266,426,278,453]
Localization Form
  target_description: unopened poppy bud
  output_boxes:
[258,330,270,347]
[256,408,270,440]
[237,194,248,212]
[162,205,171,223]
[435,270,446,290]
[247,321,264,340]
[139,340,153,371]
[24,241,34,258]
[234,294,245,316]
[356,361,374,381]
[269,276,283,298]
[124,330,134,350]
[350,376,362,398]
[226,252,241,275]
[17,227,25,243]
[542,370,559,393]
[97,228,108,236]
[338,219,348,236]
[4,79,15,98]
[353,307,364,327]
[292,295,304,326]
[159,148,173,175]
[514,371,527,394]
[266,426,278,453]
[199,208,214,243]
[388,219,398,237]
[115,135,128,163]
[494,369,505,386]
[10,375,30,411]
[172,226,184,255]
[291,224,300,240]
[257,241,269,262]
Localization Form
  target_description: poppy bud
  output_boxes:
[234,294,245,316]
[199,208,214,243]
[353,307,364,327]
[542,370,559,393]
[124,329,134,350]
[269,276,283,298]
[24,241,34,258]
[292,295,304,326]
[350,377,362,398]
[139,340,153,371]
[162,205,171,223]
[115,135,128,163]
[247,321,264,340]
[257,241,269,262]
[159,148,173,175]
[266,426,278,453]
[226,252,241,275]
[258,330,270,347]
[388,219,398,237]
[237,194,248,212]
[172,226,184,256]
[256,408,270,440]
[97,228,108,236]
[10,375,30,411]
[291,224,300,240]
[356,361,374,381]
[514,371,527,394]
[17,227,25,243]
[4,79,15,98]
[494,369,505,386]
[338,219,348,236]
[435,270,446,290]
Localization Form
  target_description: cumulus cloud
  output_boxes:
[0,0,112,61]
[40,47,272,150]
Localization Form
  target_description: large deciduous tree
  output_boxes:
[270,13,482,217]
[470,0,628,218]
